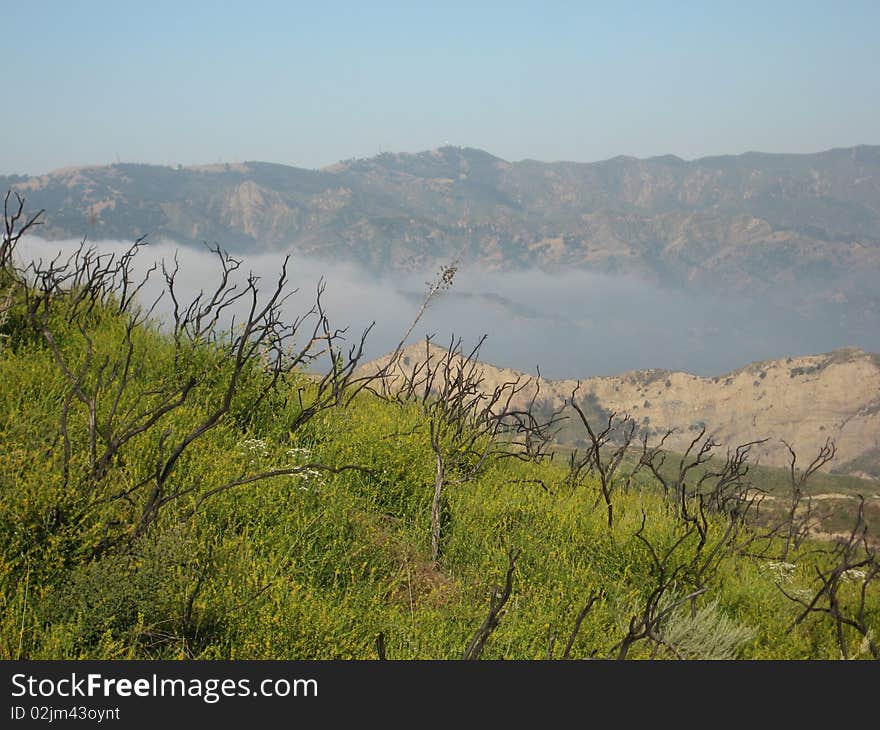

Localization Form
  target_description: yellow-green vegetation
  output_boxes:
[0,213,877,661]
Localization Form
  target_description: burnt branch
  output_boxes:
[781,497,878,660]
[463,548,521,660]
[375,632,387,660]
[178,462,375,521]
[377,331,558,562]
[1,190,45,269]
[561,589,605,659]
[779,438,836,560]
[611,513,708,660]
[567,384,638,529]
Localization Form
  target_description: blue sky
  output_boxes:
[4,0,879,174]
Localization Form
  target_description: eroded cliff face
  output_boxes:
[570,349,880,476]
[362,344,880,479]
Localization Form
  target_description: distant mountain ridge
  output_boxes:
[4,144,879,298]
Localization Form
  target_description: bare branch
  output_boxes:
[463,548,521,660]
[561,589,605,659]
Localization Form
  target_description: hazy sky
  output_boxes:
[4,1,879,175]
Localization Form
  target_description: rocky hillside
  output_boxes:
[363,344,880,481]
[4,145,880,302]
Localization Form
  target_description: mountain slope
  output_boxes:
[4,145,880,299]
[362,344,880,480]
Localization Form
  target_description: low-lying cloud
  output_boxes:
[15,237,879,379]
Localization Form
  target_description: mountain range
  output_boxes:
[4,145,879,302]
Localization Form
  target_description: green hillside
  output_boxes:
[1,204,877,660]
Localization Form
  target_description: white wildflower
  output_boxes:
[237,438,269,459]
[842,569,867,582]
[289,467,325,490]
[760,561,797,583]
